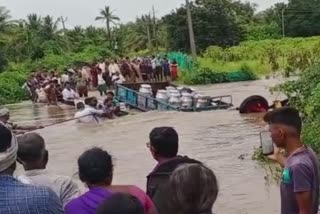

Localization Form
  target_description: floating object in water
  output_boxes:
[181,93,193,108]
[238,95,290,114]
[169,94,182,108]
[238,95,269,114]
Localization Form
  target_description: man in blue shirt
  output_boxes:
[0,123,64,214]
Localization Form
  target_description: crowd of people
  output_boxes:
[0,107,319,214]
[23,56,179,106]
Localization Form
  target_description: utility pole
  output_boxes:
[281,8,285,38]
[186,0,197,60]
[59,16,70,51]
[145,14,152,49]
[152,6,157,49]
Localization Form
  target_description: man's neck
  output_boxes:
[157,156,177,164]
[285,138,304,156]
[24,165,45,171]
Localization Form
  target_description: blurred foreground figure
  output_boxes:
[154,163,218,214]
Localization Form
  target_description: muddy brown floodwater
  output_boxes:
[6,79,289,214]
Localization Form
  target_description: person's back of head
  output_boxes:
[76,102,85,110]
[84,97,98,108]
[78,147,113,187]
[155,163,218,214]
[0,123,18,175]
[97,193,144,214]
[0,123,12,153]
[149,127,179,159]
[17,133,47,169]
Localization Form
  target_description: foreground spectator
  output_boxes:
[0,123,64,214]
[264,107,319,214]
[97,193,144,214]
[65,147,154,214]
[154,163,218,214]
[146,127,200,199]
[17,132,80,206]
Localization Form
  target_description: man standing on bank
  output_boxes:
[146,127,200,199]
[264,107,319,214]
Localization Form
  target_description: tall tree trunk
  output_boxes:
[146,24,152,49]
[106,21,111,47]
[152,6,157,49]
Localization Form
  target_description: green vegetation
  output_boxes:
[179,64,257,85]
[177,36,320,85]
[272,63,320,153]
[1,0,320,103]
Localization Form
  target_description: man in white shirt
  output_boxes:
[74,97,105,124]
[61,70,69,85]
[112,71,126,85]
[17,133,80,207]
[98,61,106,73]
[97,70,107,96]
[108,60,120,77]
[62,82,79,106]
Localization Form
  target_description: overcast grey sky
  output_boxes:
[0,0,286,28]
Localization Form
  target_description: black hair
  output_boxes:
[76,102,85,110]
[264,107,302,134]
[149,127,179,158]
[17,133,45,162]
[0,124,12,153]
[107,91,114,96]
[78,147,113,184]
[97,193,144,214]
[84,97,96,105]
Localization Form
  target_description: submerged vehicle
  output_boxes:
[115,82,233,112]
[238,95,289,114]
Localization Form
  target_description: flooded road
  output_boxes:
[7,79,288,214]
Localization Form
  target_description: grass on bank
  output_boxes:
[198,57,272,75]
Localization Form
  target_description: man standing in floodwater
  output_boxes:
[264,107,319,214]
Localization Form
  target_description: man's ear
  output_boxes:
[150,146,157,156]
[43,150,49,165]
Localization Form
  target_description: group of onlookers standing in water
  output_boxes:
[1,107,317,214]
[23,56,179,106]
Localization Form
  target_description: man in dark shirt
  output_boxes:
[264,107,319,214]
[146,127,200,199]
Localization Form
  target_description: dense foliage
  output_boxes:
[1,0,320,104]
[272,64,320,152]
[179,65,257,85]
[202,36,320,75]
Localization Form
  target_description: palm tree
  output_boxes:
[41,15,60,40]
[95,6,120,44]
[0,6,12,33]
[25,14,42,31]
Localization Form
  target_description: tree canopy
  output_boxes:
[0,0,319,73]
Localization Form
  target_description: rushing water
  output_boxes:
[7,79,288,214]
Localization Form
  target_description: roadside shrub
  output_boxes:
[179,66,257,85]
